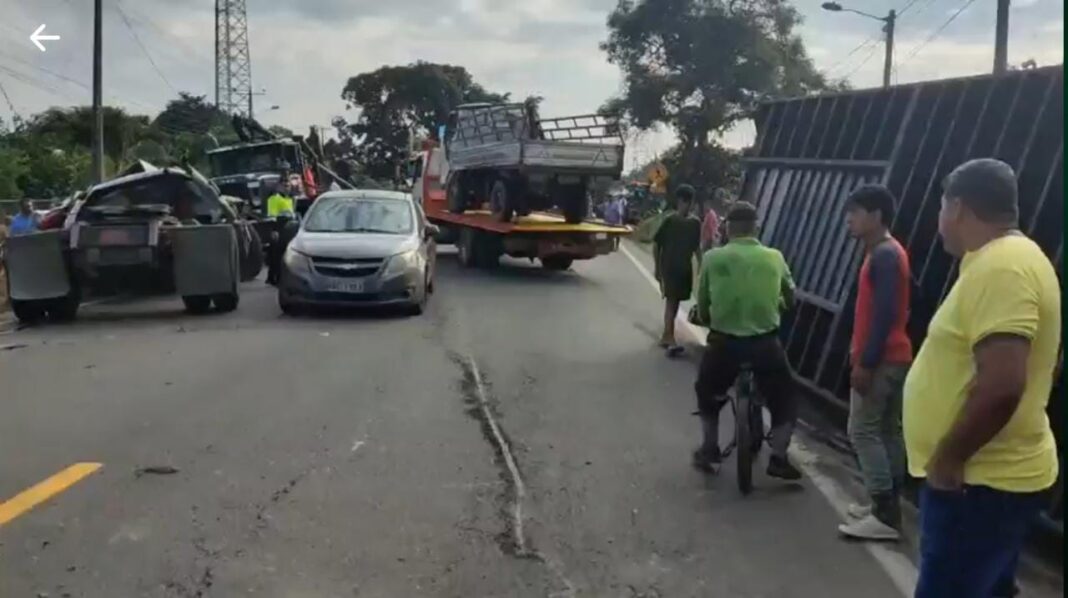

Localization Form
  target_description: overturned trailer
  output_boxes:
[739,66,1063,530]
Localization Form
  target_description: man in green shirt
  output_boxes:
[691,202,801,480]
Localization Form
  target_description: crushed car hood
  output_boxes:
[292,231,417,260]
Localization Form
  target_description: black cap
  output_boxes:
[726,201,758,222]
[675,184,696,201]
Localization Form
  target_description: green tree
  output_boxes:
[0,146,28,198]
[338,62,508,180]
[154,92,229,136]
[268,125,295,139]
[25,106,152,173]
[602,0,834,192]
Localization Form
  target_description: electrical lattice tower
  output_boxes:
[215,0,253,117]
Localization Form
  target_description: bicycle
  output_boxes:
[720,363,768,495]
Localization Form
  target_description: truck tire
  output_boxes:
[213,292,240,313]
[182,295,212,314]
[457,227,477,268]
[447,175,467,214]
[240,226,264,282]
[11,299,46,324]
[47,288,81,322]
[490,179,515,223]
[457,228,499,269]
[562,184,589,224]
[541,256,573,271]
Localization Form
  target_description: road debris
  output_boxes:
[1,343,28,352]
[134,466,180,477]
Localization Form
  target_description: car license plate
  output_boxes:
[328,280,365,294]
[99,229,132,245]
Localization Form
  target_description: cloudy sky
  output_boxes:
[0,0,1063,169]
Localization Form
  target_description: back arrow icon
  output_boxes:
[30,24,60,52]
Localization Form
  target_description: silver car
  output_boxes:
[277,190,437,316]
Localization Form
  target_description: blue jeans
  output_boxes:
[848,364,908,495]
[915,484,1047,598]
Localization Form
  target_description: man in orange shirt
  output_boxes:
[838,184,913,541]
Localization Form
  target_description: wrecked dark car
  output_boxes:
[3,167,261,323]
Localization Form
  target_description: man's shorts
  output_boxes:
[661,267,693,302]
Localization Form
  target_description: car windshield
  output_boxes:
[303,197,413,234]
[209,143,300,176]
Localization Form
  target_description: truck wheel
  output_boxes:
[241,226,264,282]
[457,228,476,268]
[47,289,81,322]
[213,292,240,313]
[447,175,467,214]
[541,256,573,271]
[182,295,212,314]
[562,184,589,224]
[490,179,515,223]
[11,299,46,324]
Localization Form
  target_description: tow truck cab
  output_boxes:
[208,139,318,215]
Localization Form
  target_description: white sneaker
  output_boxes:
[847,502,872,519]
[838,514,900,541]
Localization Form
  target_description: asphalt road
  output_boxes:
[1,246,929,597]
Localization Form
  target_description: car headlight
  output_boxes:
[383,249,421,277]
[283,247,313,275]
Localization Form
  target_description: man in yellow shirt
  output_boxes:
[904,159,1059,598]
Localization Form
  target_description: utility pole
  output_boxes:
[821,3,896,88]
[91,0,104,183]
[994,0,1010,75]
[882,9,896,89]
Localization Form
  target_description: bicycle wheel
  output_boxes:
[735,373,755,495]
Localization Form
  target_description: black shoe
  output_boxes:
[766,455,802,481]
[692,447,722,474]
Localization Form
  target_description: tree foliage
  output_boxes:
[0,93,245,200]
[336,62,508,181]
[602,0,836,194]
[154,93,229,136]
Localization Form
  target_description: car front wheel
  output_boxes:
[182,295,212,314]
[213,293,239,313]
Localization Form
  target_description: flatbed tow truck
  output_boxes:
[410,142,629,270]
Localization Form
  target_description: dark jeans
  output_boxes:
[915,483,1046,598]
[694,331,797,456]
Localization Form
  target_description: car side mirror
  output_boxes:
[282,219,300,236]
[425,224,440,240]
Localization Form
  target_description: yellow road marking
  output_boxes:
[0,462,102,527]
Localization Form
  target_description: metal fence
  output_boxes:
[740,65,1064,528]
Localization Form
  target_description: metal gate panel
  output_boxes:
[742,65,1064,530]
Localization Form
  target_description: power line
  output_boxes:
[824,38,881,75]
[821,0,930,79]
[900,0,978,65]
[115,2,178,94]
[119,3,214,68]
[0,78,20,121]
[842,43,882,81]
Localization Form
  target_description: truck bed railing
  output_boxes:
[448,104,623,148]
[449,104,528,148]
[537,114,623,144]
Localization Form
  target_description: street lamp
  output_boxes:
[822,2,896,89]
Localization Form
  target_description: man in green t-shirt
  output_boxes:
[690,202,801,480]
[653,184,702,356]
